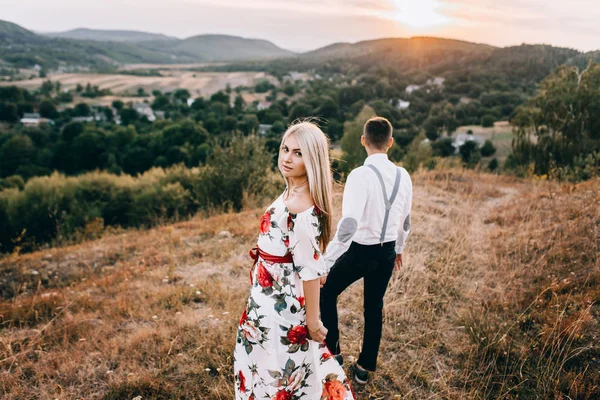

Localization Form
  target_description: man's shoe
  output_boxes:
[353,363,370,384]
[333,354,343,366]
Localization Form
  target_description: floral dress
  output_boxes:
[234,192,355,400]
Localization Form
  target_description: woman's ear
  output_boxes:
[360,135,366,147]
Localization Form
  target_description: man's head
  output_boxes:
[362,116,393,153]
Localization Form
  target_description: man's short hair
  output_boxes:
[364,117,393,150]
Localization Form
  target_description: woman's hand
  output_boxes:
[308,320,328,343]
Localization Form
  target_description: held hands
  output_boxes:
[308,320,328,343]
[319,275,327,288]
[394,254,403,271]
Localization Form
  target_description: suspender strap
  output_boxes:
[367,164,401,244]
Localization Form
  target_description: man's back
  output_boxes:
[324,153,413,267]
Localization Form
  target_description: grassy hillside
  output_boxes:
[0,20,294,69]
[45,28,177,42]
[1,169,598,398]
[138,34,294,62]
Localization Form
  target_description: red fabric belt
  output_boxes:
[248,246,293,283]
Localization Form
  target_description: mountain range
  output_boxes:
[1,19,599,82]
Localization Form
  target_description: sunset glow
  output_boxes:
[391,0,451,29]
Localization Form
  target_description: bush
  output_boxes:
[0,136,279,253]
[431,138,456,157]
[481,115,495,127]
[480,140,497,157]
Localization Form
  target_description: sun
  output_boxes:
[391,0,451,30]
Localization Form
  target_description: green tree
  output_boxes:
[288,103,312,124]
[119,108,139,126]
[511,62,600,176]
[38,99,58,119]
[112,100,124,111]
[340,105,376,174]
[481,115,495,127]
[61,121,85,142]
[459,140,481,167]
[480,140,497,157]
[0,135,35,177]
[0,103,19,123]
[431,137,456,157]
[73,102,91,117]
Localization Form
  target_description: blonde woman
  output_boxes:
[234,122,354,400]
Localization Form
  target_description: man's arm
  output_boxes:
[395,170,412,269]
[323,169,368,272]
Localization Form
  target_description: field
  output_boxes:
[1,169,598,399]
[0,70,279,98]
[456,122,514,161]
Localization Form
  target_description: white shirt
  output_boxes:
[324,153,413,269]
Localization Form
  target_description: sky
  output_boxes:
[2,0,599,52]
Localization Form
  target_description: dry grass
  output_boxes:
[0,70,278,98]
[1,170,598,399]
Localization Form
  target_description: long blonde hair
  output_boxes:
[281,121,333,252]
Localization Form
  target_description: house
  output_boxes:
[389,99,410,109]
[133,103,156,122]
[453,132,485,150]
[427,77,446,87]
[72,116,95,123]
[257,101,272,111]
[20,113,53,126]
[258,124,272,136]
[187,98,196,107]
[405,84,421,94]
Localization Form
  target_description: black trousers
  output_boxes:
[320,241,396,372]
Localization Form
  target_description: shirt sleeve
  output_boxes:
[323,168,368,270]
[289,210,327,281]
[396,169,413,254]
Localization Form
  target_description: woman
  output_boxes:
[234,122,354,400]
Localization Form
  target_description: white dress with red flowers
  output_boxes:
[234,193,355,400]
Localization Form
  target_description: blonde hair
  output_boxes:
[281,121,333,252]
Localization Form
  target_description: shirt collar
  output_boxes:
[364,153,389,165]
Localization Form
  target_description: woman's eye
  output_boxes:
[295,152,302,157]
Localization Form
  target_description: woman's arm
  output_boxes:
[303,278,327,342]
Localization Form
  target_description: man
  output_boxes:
[320,116,413,384]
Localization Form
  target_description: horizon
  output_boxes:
[2,0,600,53]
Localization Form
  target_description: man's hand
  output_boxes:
[394,254,403,271]
[308,320,328,342]
[319,275,327,288]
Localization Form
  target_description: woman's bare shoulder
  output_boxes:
[285,193,315,215]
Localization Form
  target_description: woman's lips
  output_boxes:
[283,165,293,172]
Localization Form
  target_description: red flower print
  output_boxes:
[322,379,347,400]
[256,262,274,288]
[287,325,308,345]
[287,213,294,231]
[238,370,246,393]
[274,389,292,400]
[321,352,332,361]
[314,205,321,216]
[260,212,271,234]
[239,308,249,325]
[297,296,305,307]
[283,236,290,247]
[314,250,320,260]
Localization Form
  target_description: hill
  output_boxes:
[297,37,582,81]
[44,28,177,42]
[136,34,293,62]
[0,20,294,69]
[1,170,597,398]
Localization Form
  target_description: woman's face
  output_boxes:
[278,133,307,179]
